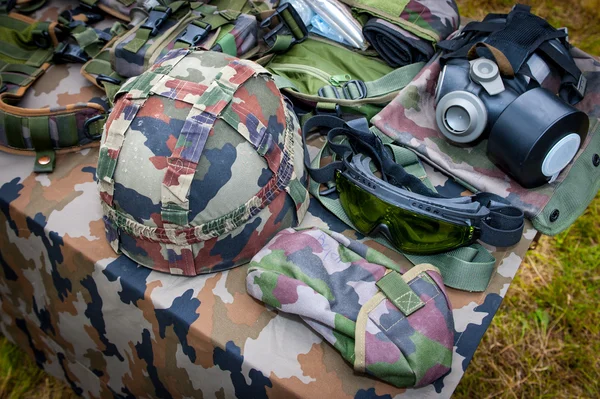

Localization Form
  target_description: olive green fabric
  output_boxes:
[0,16,52,65]
[376,271,424,316]
[265,38,393,96]
[533,120,600,234]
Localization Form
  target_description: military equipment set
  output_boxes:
[0,0,598,392]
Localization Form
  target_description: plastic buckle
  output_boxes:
[260,3,308,48]
[96,74,121,87]
[142,7,172,36]
[53,43,90,64]
[96,29,113,43]
[84,114,107,140]
[175,22,212,47]
[60,7,104,27]
[319,184,337,196]
[0,0,17,13]
[33,30,51,49]
[342,80,367,100]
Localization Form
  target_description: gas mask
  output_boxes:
[434,56,589,188]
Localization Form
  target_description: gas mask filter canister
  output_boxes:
[435,57,589,188]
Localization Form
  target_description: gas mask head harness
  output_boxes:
[434,4,589,188]
[302,115,525,255]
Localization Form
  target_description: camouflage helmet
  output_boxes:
[96,49,309,276]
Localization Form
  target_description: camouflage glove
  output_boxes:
[246,227,454,388]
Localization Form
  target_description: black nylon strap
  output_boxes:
[473,192,525,247]
[303,115,438,197]
[440,6,584,104]
[302,115,525,247]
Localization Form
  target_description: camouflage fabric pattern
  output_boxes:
[0,137,537,397]
[97,49,309,275]
[247,227,454,388]
[112,7,198,78]
[210,13,258,57]
[372,48,600,234]
[0,1,536,397]
[341,0,459,43]
[112,1,262,78]
[0,9,109,154]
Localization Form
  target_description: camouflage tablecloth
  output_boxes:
[0,1,536,398]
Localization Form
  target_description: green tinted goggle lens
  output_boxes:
[336,171,476,254]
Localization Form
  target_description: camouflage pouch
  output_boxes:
[372,49,600,235]
[258,37,425,119]
[246,227,454,388]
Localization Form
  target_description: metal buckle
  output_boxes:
[342,80,367,100]
[84,114,107,140]
[260,3,308,48]
[53,43,90,64]
[575,74,587,98]
[142,7,172,36]
[96,74,121,87]
[175,22,212,47]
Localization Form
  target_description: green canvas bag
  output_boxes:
[258,37,425,119]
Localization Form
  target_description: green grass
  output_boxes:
[453,3,600,397]
[1,1,599,398]
[0,336,74,399]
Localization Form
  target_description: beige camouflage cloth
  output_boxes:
[0,1,536,398]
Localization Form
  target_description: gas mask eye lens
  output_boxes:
[444,106,471,133]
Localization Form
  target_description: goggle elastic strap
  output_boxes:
[302,115,440,198]
[302,115,525,248]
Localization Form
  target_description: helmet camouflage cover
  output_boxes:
[96,49,309,276]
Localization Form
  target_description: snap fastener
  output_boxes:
[37,156,51,165]
[550,209,560,222]
[593,153,600,167]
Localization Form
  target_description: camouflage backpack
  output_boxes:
[247,227,454,388]
[96,49,309,275]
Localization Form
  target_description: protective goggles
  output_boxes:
[303,115,525,255]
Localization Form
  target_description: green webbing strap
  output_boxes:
[123,3,186,53]
[319,62,426,100]
[269,34,294,53]
[4,113,25,148]
[29,116,51,149]
[308,132,497,292]
[82,57,124,104]
[405,247,496,293]
[0,62,42,75]
[0,72,34,86]
[71,26,108,58]
[271,74,299,91]
[376,271,424,316]
[123,26,151,54]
